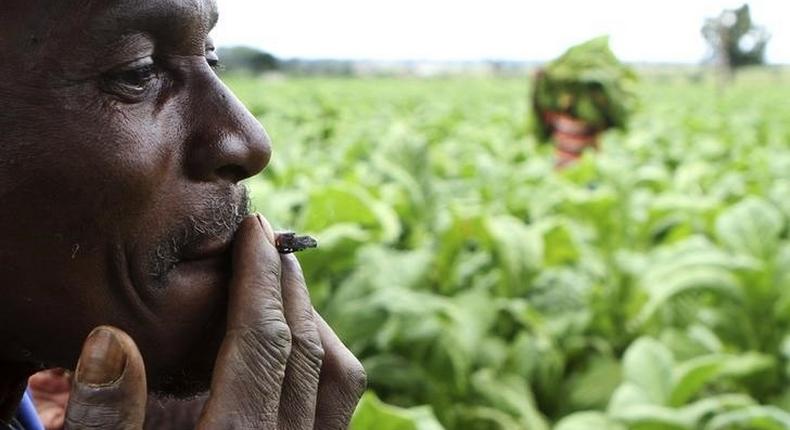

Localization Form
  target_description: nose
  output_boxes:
[185,73,272,183]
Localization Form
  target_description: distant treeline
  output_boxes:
[216,47,280,73]
[215,46,535,76]
[217,46,355,75]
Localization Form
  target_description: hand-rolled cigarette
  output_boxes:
[275,232,318,254]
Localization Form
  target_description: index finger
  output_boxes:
[198,214,291,430]
[225,214,283,332]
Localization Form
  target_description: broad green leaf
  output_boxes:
[349,392,445,430]
[565,356,622,410]
[715,197,784,259]
[541,220,580,265]
[554,411,626,430]
[300,182,401,242]
[471,370,550,430]
[609,383,653,414]
[612,404,693,430]
[634,238,747,325]
[464,406,524,430]
[484,215,543,285]
[670,356,726,407]
[622,337,675,405]
[637,265,743,325]
[678,394,755,425]
[704,405,790,430]
[670,353,773,406]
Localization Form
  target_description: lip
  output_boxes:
[179,236,233,262]
[122,233,233,324]
[171,251,231,281]
[114,236,232,376]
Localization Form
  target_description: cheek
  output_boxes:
[75,113,179,207]
[43,100,186,230]
[51,105,227,369]
[0,96,190,362]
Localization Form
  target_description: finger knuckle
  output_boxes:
[65,404,126,430]
[231,319,293,365]
[319,412,354,430]
[341,359,368,399]
[291,319,324,367]
[260,319,293,355]
[299,335,325,367]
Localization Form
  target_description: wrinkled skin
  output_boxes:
[0,0,365,428]
[0,0,263,385]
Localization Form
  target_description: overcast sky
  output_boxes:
[212,0,789,64]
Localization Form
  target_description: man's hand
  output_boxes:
[27,369,71,429]
[62,215,366,429]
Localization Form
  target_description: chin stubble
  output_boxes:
[148,188,251,285]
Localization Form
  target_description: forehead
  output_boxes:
[2,0,218,54]
[92,0,219,37]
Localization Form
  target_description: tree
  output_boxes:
[702,4,770,74]
[216,46,280,74]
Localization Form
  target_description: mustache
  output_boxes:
[148,188,251,283]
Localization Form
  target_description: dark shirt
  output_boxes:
[2,418,25,430]
[2,392,42,430]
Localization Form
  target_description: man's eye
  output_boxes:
[206,49,222,72]
[102,58,160,101]
[114,64,157,88]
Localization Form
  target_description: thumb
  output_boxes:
[64,326,147,430]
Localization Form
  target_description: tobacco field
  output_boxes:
[226,70,790,429]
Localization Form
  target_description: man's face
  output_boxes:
[0,0,271,394]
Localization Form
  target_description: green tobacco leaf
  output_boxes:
[349,391,445,430]
[566,356,622,411]
[554,411,625,430]
[300,182,401,242]
[464,406,524,430]
[471,370,550,430]
[609,383,654,414]
[613,404,693,430]
[361,354,431,394]
[658,325,724,361]
[637,266,742,326]
[540,220,580,266]
[484,215,543,286]
[296,223,370,275]
[704,405,790,430]
[670,353,774,406]
[670,356,727,407]
[433,213,489,291]
[678,394,755,425]
[634,238,747,325]
[715,197,784,259]
[609,392,756,429]
[622,337,675,405]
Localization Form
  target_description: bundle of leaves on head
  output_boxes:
[533,36,637,138]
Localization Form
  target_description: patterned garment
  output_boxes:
[1,418,25,430]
